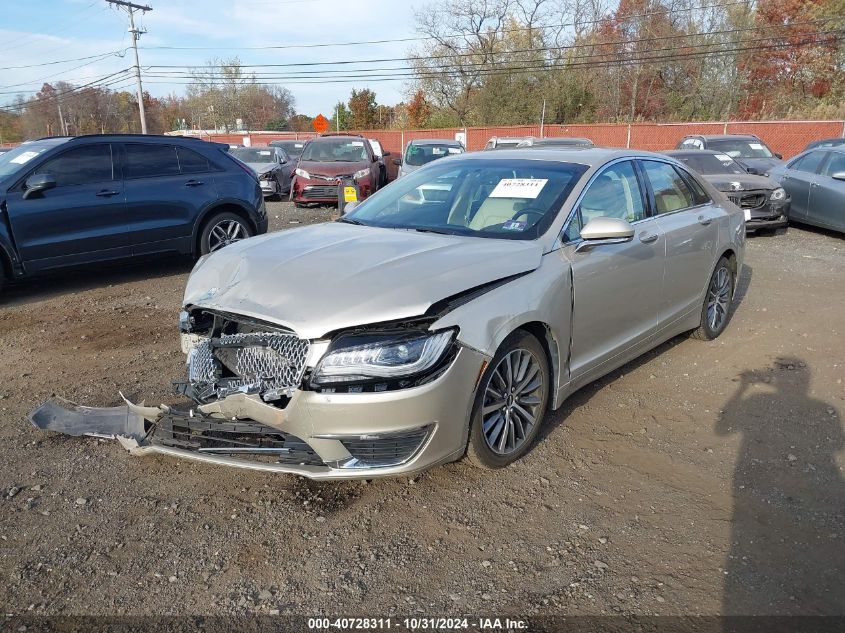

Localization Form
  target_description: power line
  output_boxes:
[137,0,755,52]
[0,49,129,71]
[134,35,843,87]
[139,26,842,81]
[0,1,102,53]
[140,16,842,73]
[0,69,134,111]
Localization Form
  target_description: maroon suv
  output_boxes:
[292,134,380,206]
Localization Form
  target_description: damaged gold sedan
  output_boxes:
[30,149,745,479]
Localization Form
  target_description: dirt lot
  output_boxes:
[0,203,843,618]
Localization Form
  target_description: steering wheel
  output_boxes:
[510,208,545,223]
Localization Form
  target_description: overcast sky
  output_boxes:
[0,0,433,116]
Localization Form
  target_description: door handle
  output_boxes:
[184,179,204,187]
[639,232,659,243]
[96,189,119,197]
[697,215,713,226]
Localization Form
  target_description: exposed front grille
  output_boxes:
[339,427,430,467]
[302,185,339,199]
[728,191,767,209]
[188,332,309,401]
[154,412,324,465]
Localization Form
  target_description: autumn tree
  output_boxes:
[407,90,431,128]
[348,88,378,129]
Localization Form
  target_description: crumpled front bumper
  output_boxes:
[28,346,488,480]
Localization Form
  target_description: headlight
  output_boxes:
[259,171,273,180]
[295,168,310,179]
[311,329,456,386]
[770,187,786,201]
[353,168,370,180]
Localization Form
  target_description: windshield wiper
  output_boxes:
[412,227,453,235]
[336,217,365,225]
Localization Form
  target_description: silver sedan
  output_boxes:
[31,149,745,479]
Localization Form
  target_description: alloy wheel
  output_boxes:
[208,219,247,252]
[706,266,731,332]
[481,348,544,455]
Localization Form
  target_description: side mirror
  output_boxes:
[23,172,57,199]
[831,171,845,182]
[575,217,635,252]
[392,158,401,166]
[774,153,783,160]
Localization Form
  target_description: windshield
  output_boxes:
[405,143,464,166]
[301,138,368,162]
[491,140,522,150]
[708,139,773,159]
[344,158,588,240]
[231,147,276,163]
[676,153,746,175]
[0,143,55,179]
[270,140,305,157]
[533,138,593,148]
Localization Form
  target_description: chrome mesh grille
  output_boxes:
[188,332,309,397]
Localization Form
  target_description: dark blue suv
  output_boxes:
[0,134,267,292]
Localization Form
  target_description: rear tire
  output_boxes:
[465,331,550,469]
[199,212,253,256]
[691,257,734,341]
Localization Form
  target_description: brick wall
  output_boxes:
[204,120,845,161]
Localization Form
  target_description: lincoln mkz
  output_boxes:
[31,148,745,479]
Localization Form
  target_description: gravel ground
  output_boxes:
[0,203,843,617]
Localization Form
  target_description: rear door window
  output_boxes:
[32,144,113,187]
[124,144,180,179]
[640,160,696,214]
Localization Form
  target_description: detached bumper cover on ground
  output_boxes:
[28,345,486,480]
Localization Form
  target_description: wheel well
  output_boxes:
[0,247,12,281]
[195,204,255,254]
[515,321,559,404]
[720,248,738,280]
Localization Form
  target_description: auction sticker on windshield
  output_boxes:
[10,151,40,165]
[489,178,548,199]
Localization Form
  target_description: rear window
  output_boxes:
[125,144,180,179]
[405,144,463,166]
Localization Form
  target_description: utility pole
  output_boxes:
[539,98,546,138]
[57,102,67,136]
[107,0,152,134]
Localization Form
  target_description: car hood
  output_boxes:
[297,160,369,177]
[734,157,782,174]
[703,173,778,191]
[184,222,544,339]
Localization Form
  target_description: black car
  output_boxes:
[803,137,845,151]
[676,134,783,176]
[0,134,267,293]
[665,149,789,233]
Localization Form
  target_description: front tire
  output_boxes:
[465,331,550,469]
[199,212,253,256]
[691,257,734,340]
